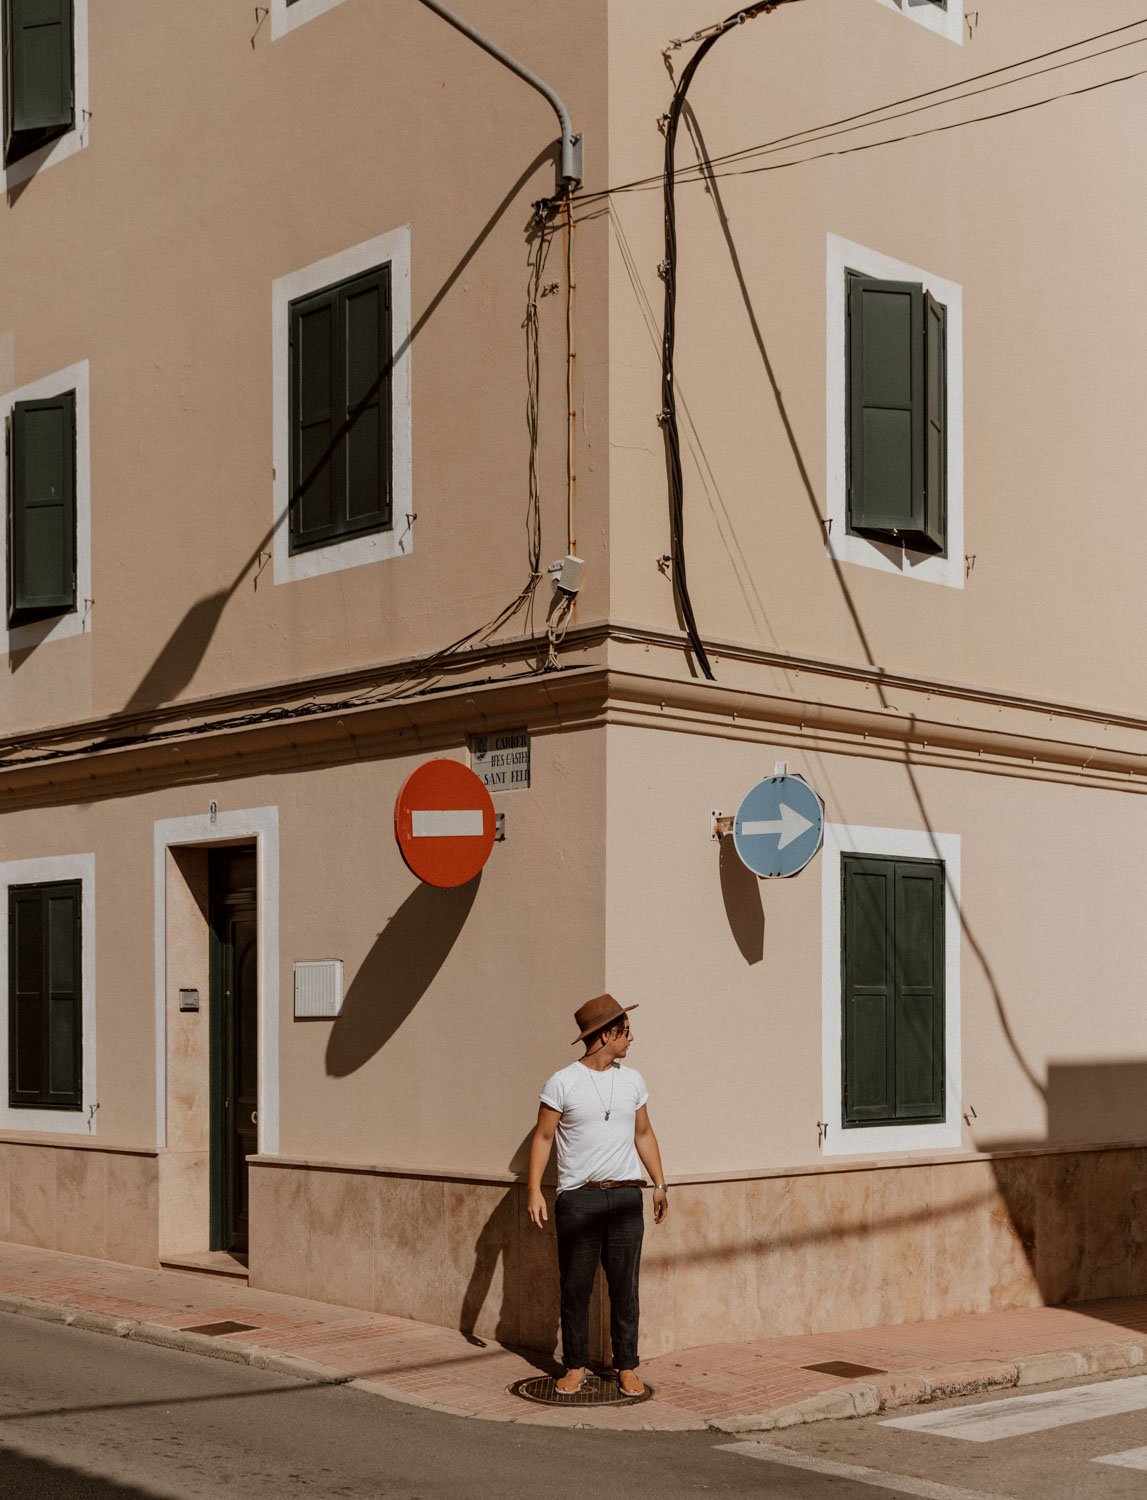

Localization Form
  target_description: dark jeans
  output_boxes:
[555,1185,644,1371]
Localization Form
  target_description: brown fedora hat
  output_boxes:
[571,992,638,1044]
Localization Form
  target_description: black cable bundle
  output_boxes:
[661,4,783,683]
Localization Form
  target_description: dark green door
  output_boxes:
[210,850,258,1255]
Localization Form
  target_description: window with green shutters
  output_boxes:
[841,854,945,1127]
[289,263,393,555]
[8,879,82,1110]
[3,0,75,167]
[7,387,77,625]
[847,271,947,555]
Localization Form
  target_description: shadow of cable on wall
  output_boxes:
[670,105,1147,1344]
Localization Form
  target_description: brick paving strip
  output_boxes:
[1,1243,1146,1432]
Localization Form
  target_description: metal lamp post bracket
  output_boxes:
[415,0,583,192]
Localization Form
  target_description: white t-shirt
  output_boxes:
[539,1060,649,1193]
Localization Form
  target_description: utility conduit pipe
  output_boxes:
[415,0,583,193]
[661,2,800,682]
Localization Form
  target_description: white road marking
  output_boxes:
[717,1441,1005,1499]
[883,1374,1147,1443]
[1094,1446,1147,1471]
[411,810,484,837]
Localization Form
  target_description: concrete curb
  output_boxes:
[709,1338,1147,1435]
[0,1292,353,1387]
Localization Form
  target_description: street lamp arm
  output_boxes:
[415,0,583,192]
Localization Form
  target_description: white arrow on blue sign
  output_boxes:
[733,774,825,879]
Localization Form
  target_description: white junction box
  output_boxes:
[294,959,344,1018]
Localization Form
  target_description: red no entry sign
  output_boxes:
[394,759,496,888]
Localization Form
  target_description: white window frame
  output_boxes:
[153,807,280,1154]
[821,822,962,1156]
[0,852,96,1135]
[272,225,413,585]
[0,359,92,656]
[271,0,350,39]
[826,235,964,590]
[873,0,964,46]
[1,0,90,191]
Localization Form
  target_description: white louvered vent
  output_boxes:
[294,960,343,1018]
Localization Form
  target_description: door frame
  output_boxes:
[152,808,280,1155]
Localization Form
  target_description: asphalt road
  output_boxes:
[0,1313,874,1498]
[3,1311,1147,1497]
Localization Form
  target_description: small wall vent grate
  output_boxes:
[294,959,343,1018]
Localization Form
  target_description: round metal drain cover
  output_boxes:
[508,1373,653,1407]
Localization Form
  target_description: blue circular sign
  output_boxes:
[733,774,824,879]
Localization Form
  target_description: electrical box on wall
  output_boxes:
[178,988,200,1013]
[552,555,584,595]
[294,960,343,1019]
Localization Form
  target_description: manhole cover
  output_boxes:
[508,1373,654,1407]
[802,1360,886,1379]
[182,1321,259,1337]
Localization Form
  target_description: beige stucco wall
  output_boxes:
[4,708,1144,1183]
[605,0,1147,712]
[3,0,1147,1355]
[1,0,609,739]
[605,720,1147,1176]
[0,719,606,1172]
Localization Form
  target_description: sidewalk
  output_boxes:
[1,1241,1146,1432]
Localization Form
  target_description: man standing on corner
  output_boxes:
[526,993,668,1397]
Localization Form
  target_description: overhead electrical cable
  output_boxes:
[702,60,1147,185]
[577,14,1147,208]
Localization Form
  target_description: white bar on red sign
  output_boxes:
[411,810,485,838]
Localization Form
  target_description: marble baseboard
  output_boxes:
[3,1144,1136,1358]
[0,1142,158,1268]
[247,1148,1147,1358]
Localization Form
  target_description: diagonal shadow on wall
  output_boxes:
[116,143,556,719]
[325,875,480,1077]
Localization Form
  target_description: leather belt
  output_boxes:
[579,1179,645,1190]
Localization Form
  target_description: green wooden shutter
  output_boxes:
[4,0,74,166]
[289,263,392,555]
[289,285,339,551]
[842,856,895,1124]
[893,860,944,1120]
[9,880,81,1110]
[340,264,392,535]
[842,855,944,1127]
[9,388,76,623]
[922,291,947,554]
[848,274,923,537]
[847,274,947,555]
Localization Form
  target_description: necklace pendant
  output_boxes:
[604,1110,610,1121]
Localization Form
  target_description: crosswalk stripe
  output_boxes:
[717,1440,1006,1498]
[1094,1446,1147,1471]
[883,1375,1147,1443]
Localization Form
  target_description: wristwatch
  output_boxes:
[653,1182,669,1192]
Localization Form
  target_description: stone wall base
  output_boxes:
[0,1140,158,1268]
[246,1145,1147,1360]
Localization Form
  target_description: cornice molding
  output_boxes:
[2,625,1147,808]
